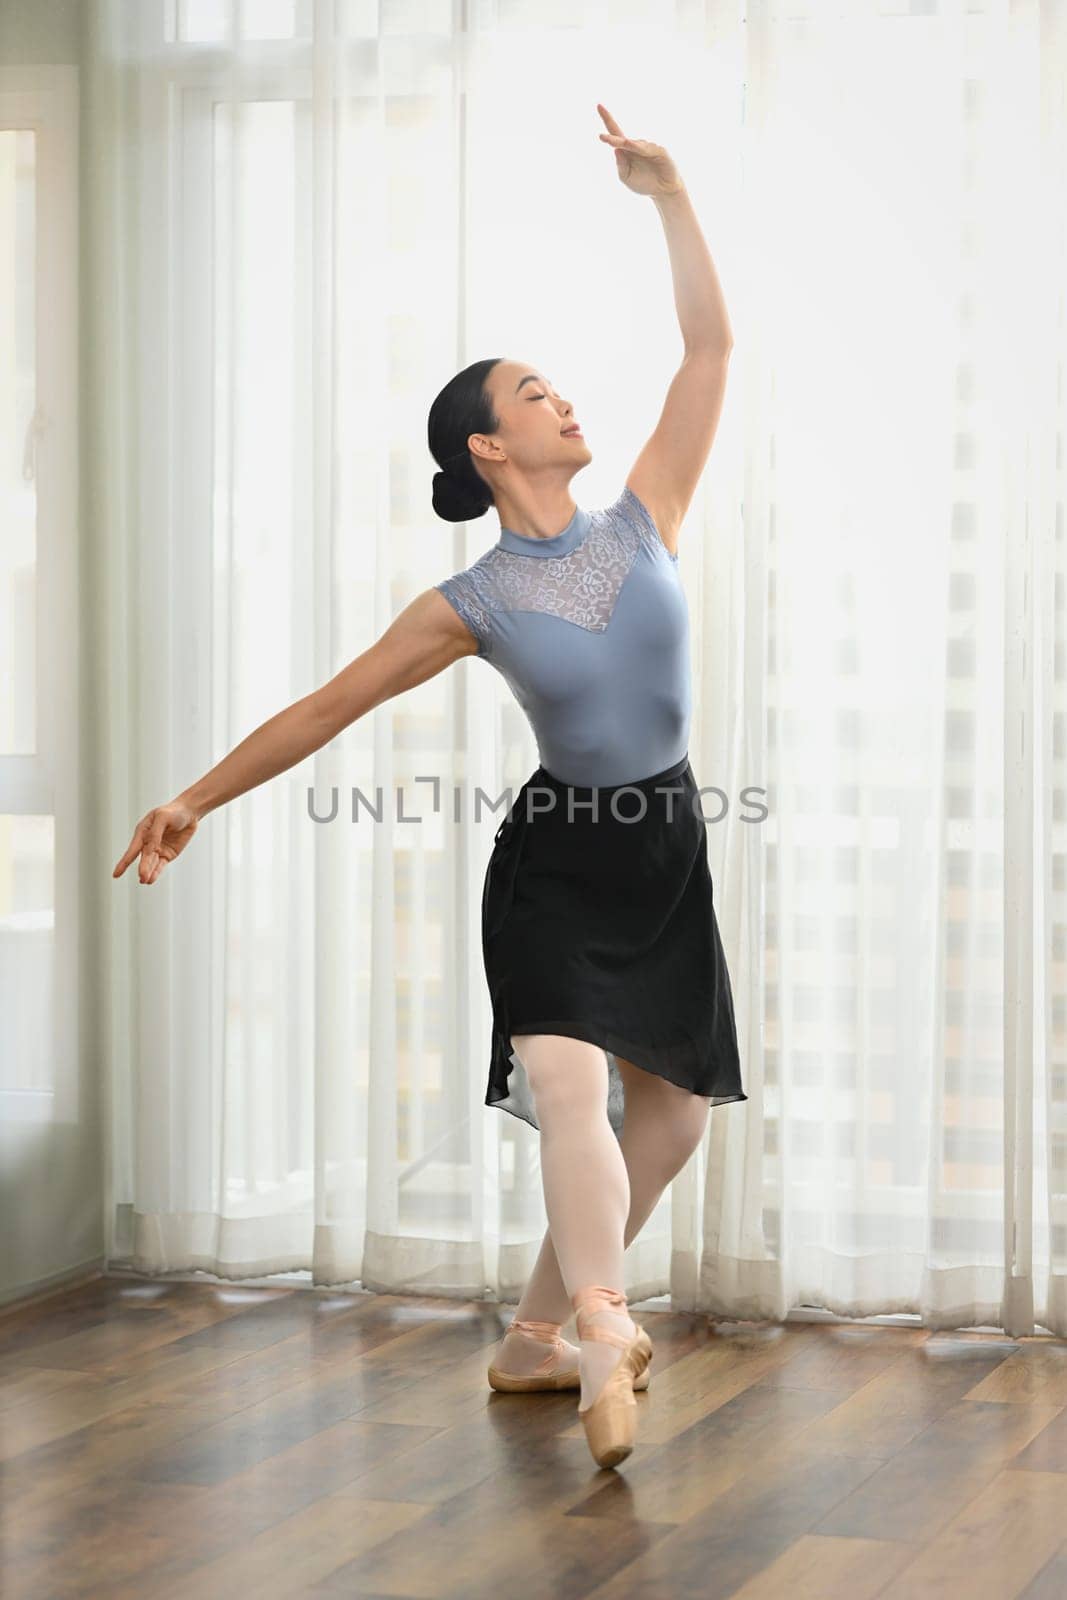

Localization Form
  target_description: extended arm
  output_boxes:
[113,588,476,883]
[596,106,733,554]
[627,186,733,554]
[652,182,733,358]
[179,589,473,817]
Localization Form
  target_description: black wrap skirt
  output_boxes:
[481,750,747,1137]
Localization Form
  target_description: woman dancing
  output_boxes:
[114,104,744,1470]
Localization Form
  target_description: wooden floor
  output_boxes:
[2,1277,1066,1600]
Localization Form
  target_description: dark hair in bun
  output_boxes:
[428,357,504,523]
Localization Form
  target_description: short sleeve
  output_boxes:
[435,571,492,658]
[618,484,679,565]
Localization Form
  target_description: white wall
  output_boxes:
[0,0,102,1308]
[0,1,80,67]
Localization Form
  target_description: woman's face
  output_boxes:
[474,359,593,473]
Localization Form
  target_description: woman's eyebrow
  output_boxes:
[515,374,552,394]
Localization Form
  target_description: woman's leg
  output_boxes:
[512,1051,711,1333]
[509,1033,637,1410]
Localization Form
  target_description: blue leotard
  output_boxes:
[434,485,689,787]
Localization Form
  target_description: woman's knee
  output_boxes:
[647,1100,708,1170]
[615,1057,711,1163]
[668,1099,711,1164]
[510,1033,607,1112]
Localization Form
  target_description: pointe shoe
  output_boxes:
[571,1284,653,1469]
[487,1318,580,1392]
[487,1315,650,1393]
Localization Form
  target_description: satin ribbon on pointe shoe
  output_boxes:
[507,1317,570,1376]
[487,1316,578,1392]
[570,1283,654,1468]
[487,1309,652,1393]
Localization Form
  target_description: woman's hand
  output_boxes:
[113,798,201,886]
[596,103,683,198]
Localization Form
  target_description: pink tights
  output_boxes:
[506,1034,711,1408]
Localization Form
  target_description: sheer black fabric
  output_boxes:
[481,752,747,1136]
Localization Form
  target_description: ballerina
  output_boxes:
[113,103,741,1471]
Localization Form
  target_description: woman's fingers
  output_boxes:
[111,809,163,882]
[114,818,150,877]
[142,850,165,885]
[137,812,163,882]
[113,835,137,876]
[596,102,625,136]
[115,801,198,884]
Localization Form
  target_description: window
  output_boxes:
[0,70,80,1128]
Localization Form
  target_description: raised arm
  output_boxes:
[112,588,478,885]
[595,103,734,556]
[625,346,731,557]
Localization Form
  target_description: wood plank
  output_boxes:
[1,1277,1064,1600]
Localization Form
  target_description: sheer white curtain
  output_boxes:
[88,0,1067,1336]
[734,0,1067,1335]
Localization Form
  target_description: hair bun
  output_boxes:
[432,467,489,524]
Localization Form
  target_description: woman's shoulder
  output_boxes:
[594,485,679,565]
[433,540,503,600]
[432,545,504,658]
